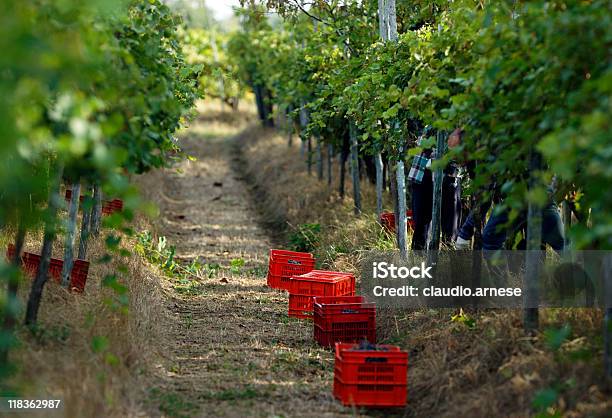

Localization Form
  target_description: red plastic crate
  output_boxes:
[313,296,376,347]
[65,190,123,216]
[288,270,355,295]
[288,270,355,319]
[267,249,315,290]
[269,249,313,259]
[6,245,90,292]
[380,210,415,233]
[333,342,408,407]
[102,199,124,215]
[333,376,407,408]
[266,249,315,290]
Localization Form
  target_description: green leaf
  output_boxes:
[91,336,109,353]
[543,324,571,351]
[532,388,558,411]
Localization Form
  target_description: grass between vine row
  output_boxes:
[240,118,610,418]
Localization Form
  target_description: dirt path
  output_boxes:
[147,112,352,418]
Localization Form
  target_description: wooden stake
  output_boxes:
[90,183,103,237]
[61,180,81,287]
[78,186,93,260]
[429,131,446,251]
[26,161,64,327]
[316,135,323,181]
[349,121,361,214]
[327,143,333,187]
[524,151,542,332]
[375,149,384,219]
[396,154,408,259]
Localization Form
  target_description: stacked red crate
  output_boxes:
[288,270,355,319]
[333,342,408,407]
[313,296,376,347]
[7,244,90,292]
[266,249,315,290]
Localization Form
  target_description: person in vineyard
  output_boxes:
[454,194,494,250]
[480,182,566,252]
[454,164,499,250]
[448,132,565,251]
[408,126,462,250]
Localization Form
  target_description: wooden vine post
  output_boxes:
[375,151,384,218]
[316,133,323,181]
[375,0,387,219]
[327,143,333,186]
[395,130,408,259]
[26,161,64,327]
[339,149,347,199]
[562,199,571,246]
[379,0,406,256]
[90,182,103,237]
[61,180,81,287]
[312,18,322,181]
[389,156,400,240]
[299,105,309,159]
[349,121,361,214]
[524,150,542,332]
[307,132,313,176]
[471,189,484,307]
[287,105,294,147]
[341,34,361,214]
[253,84,268,125]
[429,130,447,251]
[77,186,93,260]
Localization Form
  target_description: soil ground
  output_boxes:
[139,104,610,418]
[143,108,357,418]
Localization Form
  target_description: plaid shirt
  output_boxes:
[407,133,435,184]
[407,154,430,183]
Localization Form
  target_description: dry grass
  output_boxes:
[0,212,165,417]
[241,124,612,417]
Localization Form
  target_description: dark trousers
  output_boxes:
[458,200,492,241]
[482,203,565,251]
[441,175,462,243]
[410,171,462,250]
